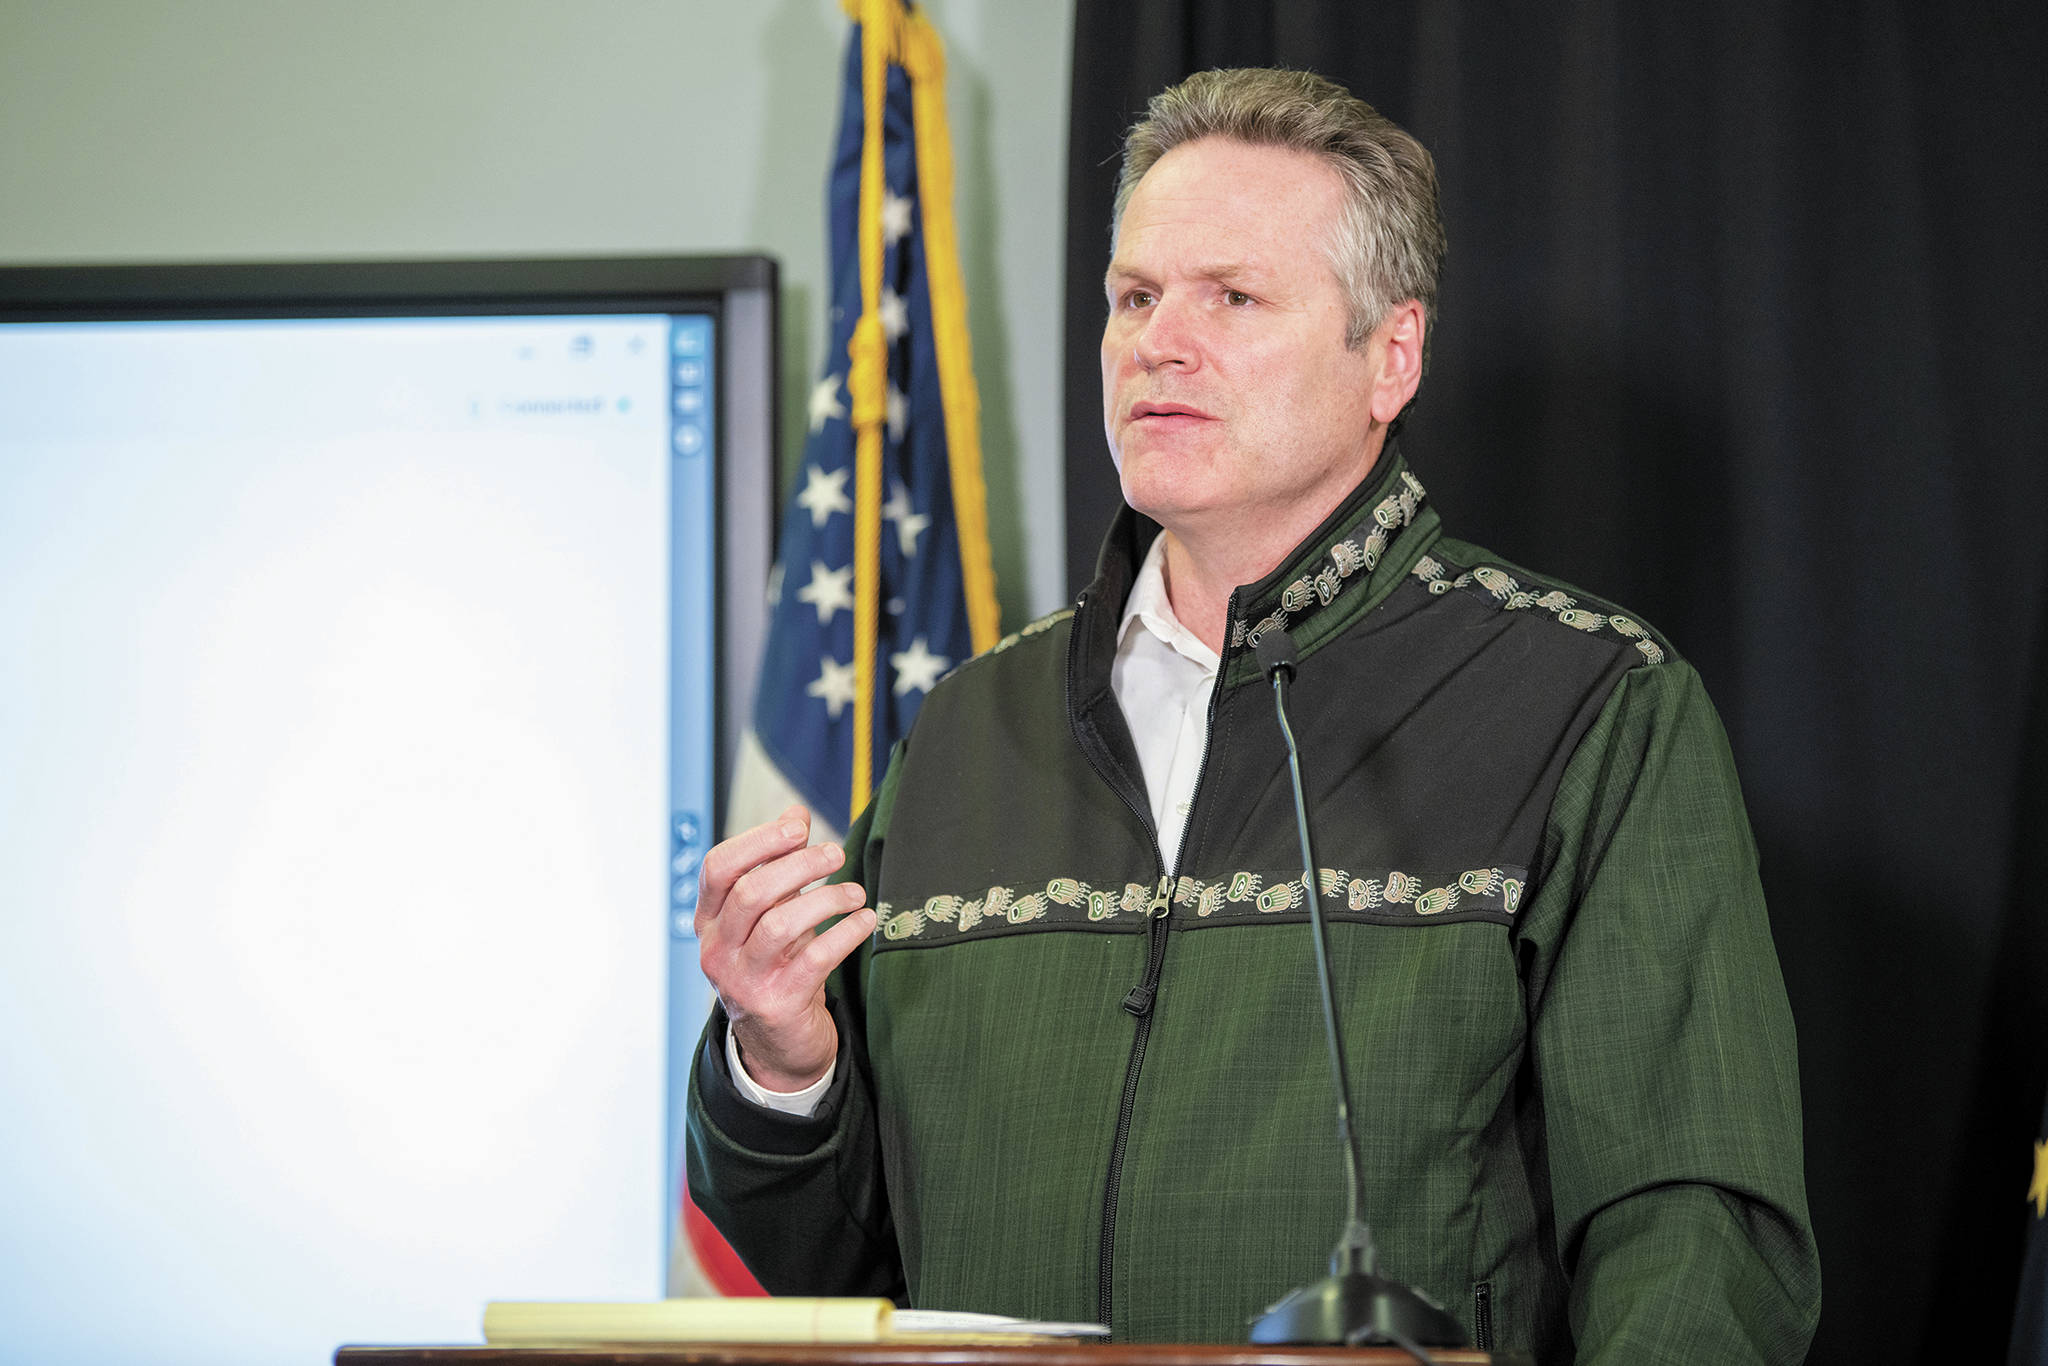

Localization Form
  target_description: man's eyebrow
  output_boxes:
[1104,260,1262,292]
[1199,261,1257,286]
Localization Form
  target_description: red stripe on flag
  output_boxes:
[683,1187,768,1297]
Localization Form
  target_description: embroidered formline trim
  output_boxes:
[1231,470,1426,650]
[1412,557,1667,665]
[880,877,1157,940]
[979,606,1073,659]
[1197,865,1525,917]
[876,863,1523,943]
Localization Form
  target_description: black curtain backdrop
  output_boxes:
[1061,4,2048,1363]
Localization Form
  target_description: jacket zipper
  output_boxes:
[1072,587,1241,1335]
[1097,875,1171,1330]
[1472,1280,1495,1351]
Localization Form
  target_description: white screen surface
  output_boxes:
[0,315,706,1363]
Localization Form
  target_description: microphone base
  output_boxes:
[1248,1268,1469,1348]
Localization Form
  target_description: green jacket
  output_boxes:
[689,451,1820,1363]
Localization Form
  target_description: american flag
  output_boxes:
[736,0,999,840]
[676,0,999,1296]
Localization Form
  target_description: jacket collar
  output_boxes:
[1073,443,1440,697]
[1226,446,1436,663]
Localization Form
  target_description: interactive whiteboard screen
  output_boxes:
[0,262,773,1366]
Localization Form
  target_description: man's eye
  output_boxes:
[1124,290,1156,309]
[1224,290,1253,306]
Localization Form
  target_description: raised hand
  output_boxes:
[694,805,877,1091]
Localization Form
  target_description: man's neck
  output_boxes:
[1155,534,1255,655]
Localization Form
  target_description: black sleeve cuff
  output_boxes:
[694,998,855,1157]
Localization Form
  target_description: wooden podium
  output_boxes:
[336,1344,1530,1366]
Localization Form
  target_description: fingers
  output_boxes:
[696,806,841,935]
[693,805,879,1060]
[695,804,811,926]
[704,841,846,955]
[703,886,874,1089]
[802,902,880,975]
[744,880,868,969]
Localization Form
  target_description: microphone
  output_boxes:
[1247,628,1468,1358]
[1252,629,1298,684]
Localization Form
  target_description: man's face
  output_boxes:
[1101,136,1384,543]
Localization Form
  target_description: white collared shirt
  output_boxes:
[1109,531,1220,872]
[730,532,1218,1114]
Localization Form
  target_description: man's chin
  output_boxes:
[1118,477,1212,531]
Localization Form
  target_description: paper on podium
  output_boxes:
[481,1298,1109,1345]
[484,1299,890,1344]
[893,1310,1108,1338]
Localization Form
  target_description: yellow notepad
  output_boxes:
[483,1297,894,1345]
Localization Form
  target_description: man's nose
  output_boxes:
[1132,298,1198,372]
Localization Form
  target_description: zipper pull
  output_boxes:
[1121,879,1175,1016]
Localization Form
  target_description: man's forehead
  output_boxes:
[1107,152,1347,301]
[1111,136,1343,252]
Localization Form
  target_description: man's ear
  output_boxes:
[1368,300,1426,426]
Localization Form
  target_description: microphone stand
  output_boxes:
[1247,631,1468,1360]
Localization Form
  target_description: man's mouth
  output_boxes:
[1130,400,1214,421]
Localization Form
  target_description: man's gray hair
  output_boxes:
[1114,67,1446,352]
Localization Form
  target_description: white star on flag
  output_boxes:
[795,464,854,527]
[886,384,908,442]
[878,287,909,342]
[890,635,950,696]
[882,481,931,557]
[795,559,856,625]
[881,188,914,245]
[808,373,847,431]
[806,657,858,719]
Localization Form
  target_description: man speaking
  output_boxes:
[688,68,1821,1362]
